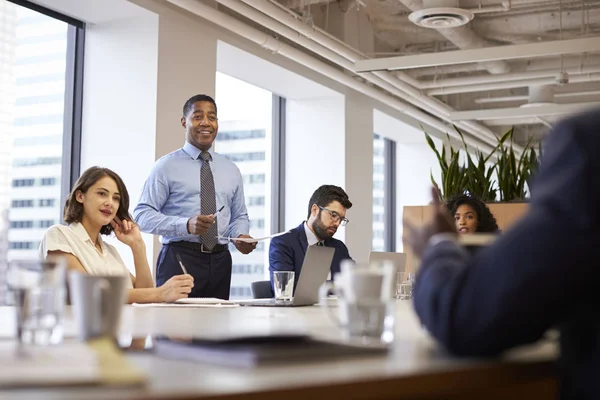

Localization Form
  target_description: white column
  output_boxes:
[343,92,373,263]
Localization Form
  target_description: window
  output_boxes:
[222,152,265,162]
[0,0,85,306]
[39,199,56,207]
[373,134,396,252]
[12,178,34,187]
[41,177,57,186]
[11,200,34,208]
[10,220,33,228]
[247,196,265,206]
[9,241,36,250]
[38,219,55,228]
[243,173,265,184]
[218,130,266,141]
[215,72,284,300]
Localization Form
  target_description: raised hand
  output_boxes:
[187,214,215,235]
[234,234,257,255]
[159,274,194,302]
[110,217,143,248]
[403,187,456,258]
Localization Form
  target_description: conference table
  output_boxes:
[0,301,558,399]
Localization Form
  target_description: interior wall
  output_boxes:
[80,12,158,272]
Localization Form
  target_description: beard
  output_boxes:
[311,211,335,240]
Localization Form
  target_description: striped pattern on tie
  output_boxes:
[199,151,218,250]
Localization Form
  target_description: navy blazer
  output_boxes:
[269,222,352,291]
[413,107,600,400]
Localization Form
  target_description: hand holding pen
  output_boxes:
[186,206,224,235]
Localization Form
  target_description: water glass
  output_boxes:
[272,271,294,301]
[396,272,415,300]
[7,258,67,345]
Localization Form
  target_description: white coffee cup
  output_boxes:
[319,261,395,343]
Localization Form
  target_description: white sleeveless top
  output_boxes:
[39,222,133,288]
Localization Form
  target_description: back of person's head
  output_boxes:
[182,94,217,117]
[446,193,499,233]
[64,166,131,235]
[306,185,353,219]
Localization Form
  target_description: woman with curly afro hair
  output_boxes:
[446,194,499,234]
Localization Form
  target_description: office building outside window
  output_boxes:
[215,72,284,299]
[0,0,84,305]
[373,134,396,252]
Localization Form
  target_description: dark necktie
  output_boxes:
[316,241,324,247]
[200,151,217,250]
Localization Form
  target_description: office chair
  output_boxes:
[251,280,273,299]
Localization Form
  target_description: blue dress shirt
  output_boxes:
[133,141,250,245]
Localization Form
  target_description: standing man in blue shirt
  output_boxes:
[134,94,256,299]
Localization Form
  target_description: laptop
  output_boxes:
[239,245,335,307]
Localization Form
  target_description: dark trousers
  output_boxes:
[156,243,233,300]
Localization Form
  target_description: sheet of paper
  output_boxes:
[132,302,239,308]
[216,230,289,243]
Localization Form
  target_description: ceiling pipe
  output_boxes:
[420,66,600,89]
[428,73,600,95]
[164,0,498,152]
[409,55,600,77]
[397,0,510,74]
[232,0,506,147]
[475,90,600,104]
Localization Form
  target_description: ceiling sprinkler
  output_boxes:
[555,71,569,85]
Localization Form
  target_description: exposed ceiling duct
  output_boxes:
[398,0,510,74]
[163,0,503,152]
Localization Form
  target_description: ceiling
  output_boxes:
[211,0,600,147]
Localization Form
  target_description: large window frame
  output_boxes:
[8,0,85,222]
[383,137,396,252]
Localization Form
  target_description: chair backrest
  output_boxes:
[369,251,407,273]
[251,280,273,299]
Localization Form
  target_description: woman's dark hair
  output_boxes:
[446,194,499,233]
[64,166,131,235]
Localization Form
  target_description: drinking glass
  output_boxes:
[7,257,67,345]
[396,272,415,300]
[272,271,294,301]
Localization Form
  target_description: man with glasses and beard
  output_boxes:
[269,185,353,292]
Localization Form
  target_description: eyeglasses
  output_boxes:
[318,206,349,226]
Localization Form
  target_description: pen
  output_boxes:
[175,253,188,275]
[213,205,225,217]
[212,205,225,224]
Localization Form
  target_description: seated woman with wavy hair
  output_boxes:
[39,166,193,303]
[446,194,500,234]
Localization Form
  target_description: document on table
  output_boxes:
[216,230,289,243]
[132,298,239,308]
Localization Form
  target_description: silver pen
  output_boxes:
[175,253,188,275]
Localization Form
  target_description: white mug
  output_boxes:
[319,261,395,343]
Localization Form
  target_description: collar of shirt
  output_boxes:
[70,222,107,255]
[182,141,215,161]
[303,221,323,247]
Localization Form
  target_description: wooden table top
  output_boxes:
[0,301,558,400]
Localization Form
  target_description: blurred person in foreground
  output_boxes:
[404,108,600,400]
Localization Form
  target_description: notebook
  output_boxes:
[152,333,389,367]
